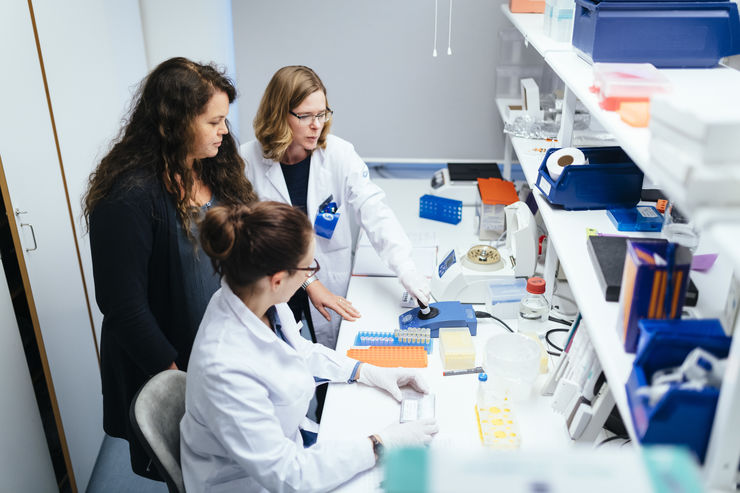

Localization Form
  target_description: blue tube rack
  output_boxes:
[419,194,462,225]
[353,329,433,354]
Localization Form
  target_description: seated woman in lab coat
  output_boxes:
[181,201,439,493]
[241,65,430,351]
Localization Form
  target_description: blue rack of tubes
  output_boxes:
[353,328,433,354]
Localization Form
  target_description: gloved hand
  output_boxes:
[377,418,439,448]
[398,269,431,306]
[358,364,430,401]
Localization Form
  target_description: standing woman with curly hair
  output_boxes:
[83,57,257,480]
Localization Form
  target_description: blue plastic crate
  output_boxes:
[572,0,740,68]
[626,319,731,462]
[535,146,644,210]
[419,194,462,224]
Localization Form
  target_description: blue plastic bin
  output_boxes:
[572,0,740,67]
[626,319,731,462]
[535,146,643,210]
[419,194,462,224]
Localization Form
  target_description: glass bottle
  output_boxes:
[518,277,549,336]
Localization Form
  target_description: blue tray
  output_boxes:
[572,0,740,68]
[535,147,643,210]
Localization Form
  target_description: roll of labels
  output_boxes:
[546,147,588,180]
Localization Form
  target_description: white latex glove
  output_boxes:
[358,364,430,401]
[377,418,439,448]
[398,269,431,306]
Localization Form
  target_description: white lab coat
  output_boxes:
[180,280,375,493]
[242,135,415,349]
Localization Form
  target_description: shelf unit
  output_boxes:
[500,7,740,491]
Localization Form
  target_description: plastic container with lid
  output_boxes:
[518,277,549,336]
[591,63,671,111]
[484,333,541,401]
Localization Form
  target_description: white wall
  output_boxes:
[231,0,509,161]
[139,0,240,134]
[32,0,149,350]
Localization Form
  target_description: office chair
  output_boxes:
[129,369,187,493]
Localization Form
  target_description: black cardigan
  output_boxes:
[90,175,210,476]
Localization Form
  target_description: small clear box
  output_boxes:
[487,278,528,318]
[439,327,476,370]
[400,390,436,423]
[592,63,671,111]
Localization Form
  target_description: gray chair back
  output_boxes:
[130,369,187,493]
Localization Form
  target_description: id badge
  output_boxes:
[314,210,340,239]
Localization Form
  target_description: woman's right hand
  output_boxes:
[305,281,361,322]
[376,419,439,448]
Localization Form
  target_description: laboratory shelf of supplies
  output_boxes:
[500,3,740,216]
[500,4,572,57]
[510,136,642,442]
[502,7,740,489]
[502,63,737,441]
[542,50,740,214]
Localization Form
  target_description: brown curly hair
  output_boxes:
[253,65,332,162]
[83,57,257,232]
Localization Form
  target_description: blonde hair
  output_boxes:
[253,66,332,162]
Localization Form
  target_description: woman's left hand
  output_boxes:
[357,364,430,401]
[305,281,361,322]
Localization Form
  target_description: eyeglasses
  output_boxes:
[289,109,333,126]
[293,258,320,277]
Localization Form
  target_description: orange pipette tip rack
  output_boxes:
[346,346,428,368]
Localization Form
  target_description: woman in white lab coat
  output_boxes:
[241,65,430,351]
[180,201,438,493]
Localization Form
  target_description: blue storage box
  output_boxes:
[572,0,740,68]
[535,146,644,210]
[607,206,663,232]
[618,241,692,352]
[626,319,731,462]
[419,194,462,224]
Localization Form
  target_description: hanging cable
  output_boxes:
[447,0,453,55]
[433,0,439,57]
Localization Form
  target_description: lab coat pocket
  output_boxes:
[315,204,350,253]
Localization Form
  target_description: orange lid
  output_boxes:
[526,277,546,294]
[477,178,518,206]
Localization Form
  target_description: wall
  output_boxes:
[139,0,240,134]
[231,0,509,161]
[32,0,149,343]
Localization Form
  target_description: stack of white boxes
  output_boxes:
[649,90,740,211]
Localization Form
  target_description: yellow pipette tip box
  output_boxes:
[439,327,476,370]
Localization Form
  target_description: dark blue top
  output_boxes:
[280,154,311,215]
[177,196,221,340]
